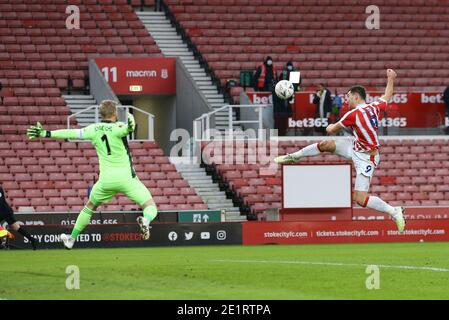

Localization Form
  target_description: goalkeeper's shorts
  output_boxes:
[89,174,153,208]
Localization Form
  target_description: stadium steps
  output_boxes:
[62,94,97,128]
[175,163,246,222]
[136,11,241,132]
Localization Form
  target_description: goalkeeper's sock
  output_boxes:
[71,206,94,240]
[143,205,158,223]
[364,196,397,218]
[291,143,322,159]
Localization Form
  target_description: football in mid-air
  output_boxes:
[275,80,295,100]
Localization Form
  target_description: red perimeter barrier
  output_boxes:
[353,207,449,221]
[280,207,449,222]
[242,220,449,245]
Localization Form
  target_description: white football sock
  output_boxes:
[291,143,322,159]
[366,196,398,218]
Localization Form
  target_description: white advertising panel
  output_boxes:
[283,165,351,208]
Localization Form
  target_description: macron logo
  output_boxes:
[126,70,157,78]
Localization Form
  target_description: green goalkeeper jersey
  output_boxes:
[50,120,135,179]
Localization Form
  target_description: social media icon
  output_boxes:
[217,230,227,241]
[168,231,178,241]
[200,232,210,240]
[184,232,194,240]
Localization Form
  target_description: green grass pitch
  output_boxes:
[2,242,449,300]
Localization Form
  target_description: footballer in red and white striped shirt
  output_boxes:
[274,69,406,233]
[338,96,387,152]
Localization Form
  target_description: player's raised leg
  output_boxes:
[138,199,157,240]
[61,181,112,249]
[61,200,98,250]
[353,176,406,233]
[123,177,158,240]
[274,140,336,164]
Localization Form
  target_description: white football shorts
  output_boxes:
[333,138,380,192]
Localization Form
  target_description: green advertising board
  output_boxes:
[178,210,221,223]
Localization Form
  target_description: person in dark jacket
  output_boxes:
[444,86,449,117]
[443,86,449,134]
[313,83,333,135]
[253,56,277,92]
[273,61,301,136]
[279,61,300,91]
[313,83,333,118]
[0,187,37,250]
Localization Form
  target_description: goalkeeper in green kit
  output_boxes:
[27,100,157,249]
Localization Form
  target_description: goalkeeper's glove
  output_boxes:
[27,122,49,139]
[127,113,136,132]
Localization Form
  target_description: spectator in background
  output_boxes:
[273,93,292,136]
[444,86,449,135]
[313,83,333,135]
[332,90,343,122]
[273,61,300,136]
[0,80,3,104]
[279,61,301,91]
[67,75,73,95]
[444,86,449,117]
[253,56,277,92]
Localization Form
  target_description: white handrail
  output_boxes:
[193,104,271,141]
[67,105,155,141]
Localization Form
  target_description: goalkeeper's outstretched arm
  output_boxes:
[27,122,87,140]
[112,113,136,138]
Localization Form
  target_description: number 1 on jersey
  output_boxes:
[101,134,111,155]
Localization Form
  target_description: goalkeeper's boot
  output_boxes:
[61,233,75,250]
[137,216,151,240]
[394,207,406,234]
[274,154,299,164]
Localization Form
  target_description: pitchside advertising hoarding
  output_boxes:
[6,215,449,248]
[9,218,449,249]
[95,58,176,95]
[242,220,449,245]
[249,91,446,129]
[10,223,243,249]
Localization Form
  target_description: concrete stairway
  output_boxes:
[175,162,246,222]
[136,10,239,131]
[63,94,97,127]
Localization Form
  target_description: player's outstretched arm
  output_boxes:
[127,113,136,133]
[27,122,84,140]
[380,69,397,102]
[111,113,136,138]
[326,122,344,135]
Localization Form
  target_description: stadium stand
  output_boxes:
[0,0,207,212]
[165,0,449,101]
